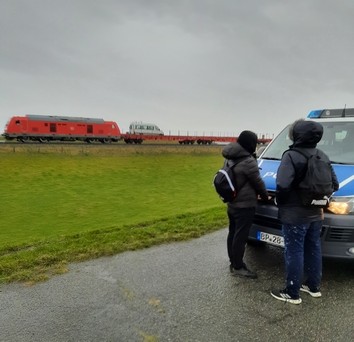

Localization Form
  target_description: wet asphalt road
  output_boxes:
[1,228,353,342]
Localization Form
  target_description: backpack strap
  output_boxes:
[286,148,318,186]
[291,147,318,160]
[225,155,250,192]
[282,147,317,159]
[224,154,249,168]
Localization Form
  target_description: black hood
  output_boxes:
[222,142,251,160]
[237,130,258,154]
[290,120,323,148]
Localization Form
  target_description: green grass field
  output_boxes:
[0,144,228,283]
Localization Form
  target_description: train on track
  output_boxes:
[2,115,272,145]
[3,115,120,144]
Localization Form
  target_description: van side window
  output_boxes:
[341,129,354,154]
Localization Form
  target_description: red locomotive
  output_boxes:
[3,115,121,143]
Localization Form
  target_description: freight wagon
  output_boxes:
[123,121,271,145]
[121,133,271,145]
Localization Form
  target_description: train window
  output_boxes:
[15,120,20,125]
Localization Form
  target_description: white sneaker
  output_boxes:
[300,284,322,298]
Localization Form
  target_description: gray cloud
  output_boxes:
[1,0,354,136]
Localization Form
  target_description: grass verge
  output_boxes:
[0,207,227,284]
[0,145,227,284]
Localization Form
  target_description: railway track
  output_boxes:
[0,141,227,148]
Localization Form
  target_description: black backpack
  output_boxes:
[292,148,334,208]
[213,159,242,203]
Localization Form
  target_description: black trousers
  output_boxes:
[227,207,256,269]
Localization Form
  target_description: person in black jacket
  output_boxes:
[222,130,269,278]
[271,119,339,304]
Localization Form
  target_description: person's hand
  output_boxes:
[257,195,272,201]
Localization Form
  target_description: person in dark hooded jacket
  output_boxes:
[222,130,269,279]
[271,119,339,304]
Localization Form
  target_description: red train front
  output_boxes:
[3,115,121,143]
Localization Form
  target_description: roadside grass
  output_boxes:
[0,145,227,284]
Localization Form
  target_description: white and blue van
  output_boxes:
[129,122,164,135]
[249,108,354,259]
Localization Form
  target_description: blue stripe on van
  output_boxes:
[258,159,354,197]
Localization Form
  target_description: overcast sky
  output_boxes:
[1,0,354,137]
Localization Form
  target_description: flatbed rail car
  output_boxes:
[121,133,272,145]
[3,115,120,143]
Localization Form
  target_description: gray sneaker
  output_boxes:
[231,265,257,279]
[300,284,322,298]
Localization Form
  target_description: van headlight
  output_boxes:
[327,197,354,215]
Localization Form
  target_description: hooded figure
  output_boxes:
[222,130,268,208]
[221,130,269,279]
[276,119,338,218]
[271,119,339,304]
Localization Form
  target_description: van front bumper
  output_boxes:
[249,203,354,260]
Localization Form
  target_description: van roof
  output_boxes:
[130,121,159,126]
[308,108,354,118]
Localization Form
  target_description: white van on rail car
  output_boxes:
[249,108,354,259]
[128,122,164,135]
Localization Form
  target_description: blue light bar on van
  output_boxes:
[307,108,354,118]
[307,110,322,118]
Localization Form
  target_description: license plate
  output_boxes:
[257,231,284,247]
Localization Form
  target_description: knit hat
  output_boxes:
[237,130,258,154]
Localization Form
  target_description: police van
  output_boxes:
[249,108,354,259]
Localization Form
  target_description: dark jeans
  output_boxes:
[227,207,255,269]
[282,221,323,297]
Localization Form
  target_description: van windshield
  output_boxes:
[261,121,354,164]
